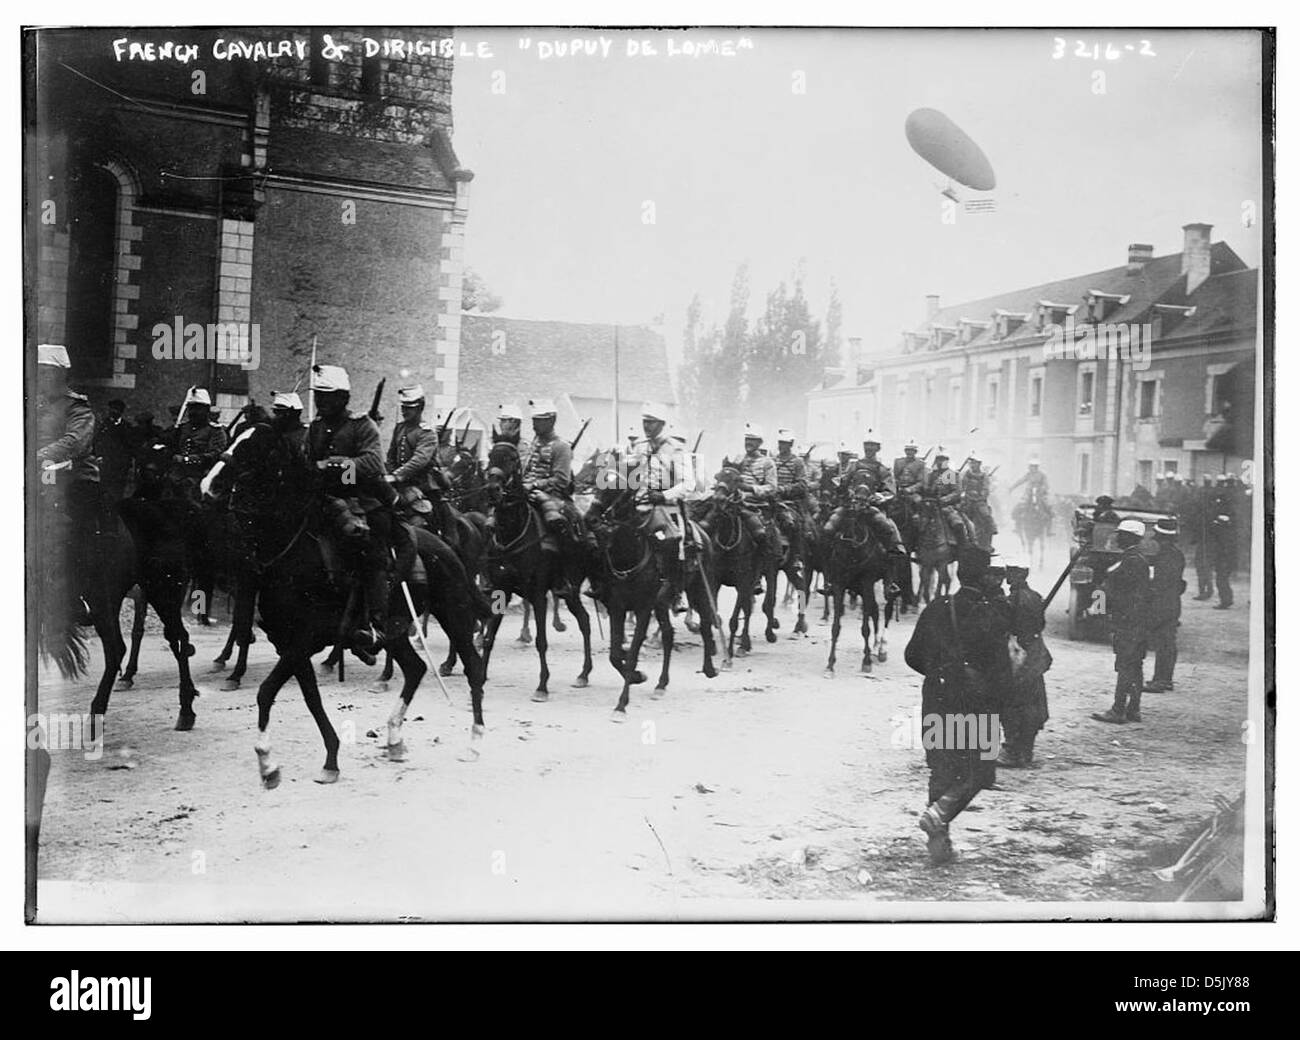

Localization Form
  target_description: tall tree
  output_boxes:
[825,278,844,372]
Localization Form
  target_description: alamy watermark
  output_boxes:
[151,315,260,370]
[890,706,1002,761]
[1042,317,1151,370]
[27,712,104,761]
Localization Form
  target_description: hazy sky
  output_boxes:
[451,28,1264,364]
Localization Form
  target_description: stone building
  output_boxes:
[26,27,472,421]
[807,223,1259,497]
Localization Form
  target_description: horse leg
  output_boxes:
[651,602,674,698]
[824,585,844,678]
[221,583,256,690]
[739,573,756,654]
[118,586,146,687]
[479,605,506,679]
[89,592,127,739]
[793,561,809,635]
[728,592,742,659]
[612,605,654,720]
[552,593,567,633]
[254,655,296,788]
[517,601,533,644]
[686,573,718,679]
[607,602,628,678]
[293,660,341,784]
[562,587,594,688]
[319,642,344,674]
[763,566,780,643]
[860,589,876,674]
[213,627,237,670]
[529,590,552,701]
[151,584,198,731]
[383,635,426,762]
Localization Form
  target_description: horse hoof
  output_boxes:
[823,669,835,679]
[386,741,407,762]
[685,620,700,634]
[770,618,780,630]
[650,686,667,700]
[220,678,240,692]
[516,634,533,645]
[531,690,550,703]
[183,644,196,658]
[629,670,647,685]
[438,664,455,677]
[877,650,888,663]
[370,680,391,694]
[765,631,778,643]
[174,710,197,732]
[610,709,627,724]
[261,767,281,790]
[210,660,227,672]
[315,768,340,785]
[318,660,334,674]
[457,745,481,763]
[554,620,568,633]
[794,620,807,634]
[703,665,718,679]
[115,677,133,690]
[571,676,589,689]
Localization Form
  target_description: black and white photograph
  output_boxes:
[22,19,1273,926]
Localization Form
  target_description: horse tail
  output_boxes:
[38,529,91,680]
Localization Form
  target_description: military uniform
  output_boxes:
[169,419,228,488]
[1145,536,1186,690]
[824,454,905,553]
[733,447,777,550]
[894,453,927,495]
[631,432,693,542]
[1206,487,1236,608]
[1000,572,1052,766]
[387,418,439,488]
[960,468,997,550]
[905,551,1012,863]
[923,465,972,546]
[522,430,576,543]
[772,447,809,550]
[1009,465,1053,536]
[1101,541,1151,721]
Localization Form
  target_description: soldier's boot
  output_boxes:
[918,805,956,866]
[1125,689,1143,723]
[1091,679,1129,724]
[357,569,391,654]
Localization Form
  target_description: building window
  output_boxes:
[1208,372,1233,417]
[896,387,907,430]
[310,30,330,87]
[984,374,1000,420]
[361,54,384,96]
[1137,459,1154,489]
[1077,451,1091,494]
[1078,369,1095,416]
[64,162,120,379]
[1138,378,1159,419]
[1161,459,1179,482]
[948,381,962,426]
[1029,372,1043,418]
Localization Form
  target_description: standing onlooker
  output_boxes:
[1144,518,1186,692]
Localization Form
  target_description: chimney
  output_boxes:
[925,294,940,322]
[847,336,862,363]
[1127,243,1154,273]
[1181,223,1213,294]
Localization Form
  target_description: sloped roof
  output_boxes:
[1158,268,1259,343]
[906,241,1251,352]
[458,315,675,413]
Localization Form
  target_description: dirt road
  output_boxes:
[33,549,1253,921]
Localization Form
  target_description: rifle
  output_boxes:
[570,417,592,452]
[455,417,472,448]
[368,377,386,425]
[1042,545,1090,610]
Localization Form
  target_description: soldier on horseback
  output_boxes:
[517,397,589,557]
[729,423,778,553]
[1009,457,1053,537]
[307,363,404,653]
[921,449,973,547]
[894,438,927,497]
[824,435,907,555]
[492,401,524,447]
[960,452,997,550]
[771,429,809,575]
[383,383,442,524]
[168,387,228,490]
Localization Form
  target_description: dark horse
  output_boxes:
[588,475,722,720]
[208,422,489,785]
[915,495,956,603]
[699,467,781,657]
[819,504,901,677]
[480,441,595,701]
[39,440,202,737]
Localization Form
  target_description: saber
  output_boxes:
[679,499,729,665]
[399,573,452,704]
[306,336,318,424]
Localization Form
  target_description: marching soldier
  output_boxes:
[1143,517,1186,692]
[921,449,973,547]
[384,384,439,489]
[905,546,1012,866]
[960,452,997,550]
[999,561,1052,768]
[306,363,402,653]
[520,397,581,553]
[1092,518,1151,724]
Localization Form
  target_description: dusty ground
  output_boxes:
[33,538,1253,921]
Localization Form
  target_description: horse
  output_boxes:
[773,496,815,636]
[915,495,956,603]
[887,494,921,613]
[819,505,900,677]
[205,422,489,785]
[1014,484,1052,569]
[698,467,782,656]
[479,441,595,701]
[587,481,721,719]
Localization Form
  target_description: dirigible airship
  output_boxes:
[905,108,997,198]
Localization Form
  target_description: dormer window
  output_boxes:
[958,318,991,344]
[993,309,1030,339]
[1086,290,1131,321]
[1152,303,1196,338]
[1037,300,1077,330]
[930,325,957,350]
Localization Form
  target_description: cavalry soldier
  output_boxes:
[999,561,1052,768]
[36,344,99,622]
[960,452,997,550]
[1207,475,1237,609]
[93,398,134,503]
[307,363,402,653]
[921,449,973,547]
[1143,517,1186,692]
[823,476,907,556]
[168,387,228,491]
[848,433,896,501]
[631,403,693,546]
[823,441,858,498]
[772,429,809,565]
[384,384,439,489]
[225,391,306,556]
[1092,518,1151,724]
[1008,457,1053,537]
[492,402,524,447]
[905,545,1011,866]
[520,397,580,552]
[730,422,778,553]
[894,438,927,495]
